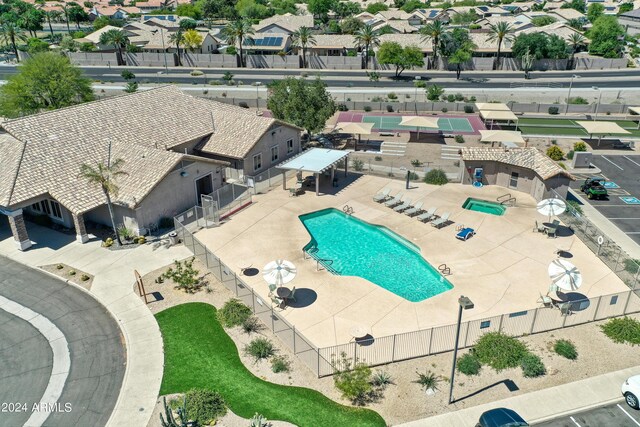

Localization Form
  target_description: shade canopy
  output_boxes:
[334,122,374,135]
[479,130,525,144]
[629,107,640,115]
[399,116,440,128]
[263,259,297,285]
[475,102,512,111]
[479,110,519,121]
[548,259,582,292]
[277,148,349,174]
[575,121,631,135]
[537,198,566,220]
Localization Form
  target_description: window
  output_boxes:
[509,172,519,188]
[480,320,491,329]
[287,139,294,154]
[610,295,618,305]
[509,310,528,318]
[270,146,278,163]
[31,203,41,212]
[253,153,262,172]
[49,200,62,219]
[40,200,51,215]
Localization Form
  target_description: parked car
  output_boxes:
[476,408,529,427]
[622,375,640,409]
[580,177,608,200]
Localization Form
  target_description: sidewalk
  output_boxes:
[0,222,192,427]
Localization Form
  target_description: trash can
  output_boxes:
[168,232,178,245]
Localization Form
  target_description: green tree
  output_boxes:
[308,0,337,21]
[568,32,586,68]
[0,52,94,117]
[451,11,478,25]
[267,77,336,137]
[354,24,379,69]
[566,18,584,30]
[222,19,254,67]
[235,0,271,19]
[488,21,515,69]
[587,3,604,23]
[176,3,203,19]
[340,17,363,34]
[377,41,424,77]
[169,29,184,66]
[443,29,476,79]
[400,0,423,12]
[546,34,569,59]
[271,0,298,14]
[420,20,448,69]
[99,28,129,66]
[59,34,79,51]
[512,33,549,59]
[43,10,63,37]
[365,2,388,14]
[200,0,237,20]
[291,26,316,68]
[182,28,203,52]
[561,0,585,13]
[521,49,534,79]
[67,2,89,29]
[26,37,49,54]
[0,21,27,61]
[179,18,198,30]
[60,3,72,33]
[618,3,633,15]
[333,1,361,18]
[588,16,624,58]
[531,15,556,27]
[92,15,111,31]
[19,8,44,37]
[80,158,129,247]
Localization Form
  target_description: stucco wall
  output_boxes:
[243,125,301,176]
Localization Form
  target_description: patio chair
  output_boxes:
[533,220,545,233]
[559,302,572,316]
[373,188,391,203]
[288,286,297,302]
[384,192,404,207]
[417,207,437,223]
[404,201,424,217]
[268,284,277,296]
[455,227,475,241]
[537,293,554,308]
[393,198,412,212]
[270,295,285,309]
[546,224,558,238]
[431,212,451,228]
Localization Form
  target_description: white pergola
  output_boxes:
[277,148,350,196]
[475,102,512,111]
[576,121,631,146]
[479,109,520,130]
[625,107,640,129]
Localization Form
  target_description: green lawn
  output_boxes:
[156,303,385,427]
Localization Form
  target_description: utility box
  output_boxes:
[572,151,592,169]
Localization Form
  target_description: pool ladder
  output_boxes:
[438,264,451,276]
[497,193,516,206]
[302,246,339,274]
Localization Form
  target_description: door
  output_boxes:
[509,172,519,189]
[195,174,213,206]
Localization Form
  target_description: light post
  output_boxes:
[152,28,169,75]
[593,86,603,120]
[414,76,421,114]
[255,81,262,115]
[156,71,161,85]
[449,295,474,405]
[565,74,580,115]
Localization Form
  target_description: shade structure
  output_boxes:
[479,110,519,122]
[575,121,631,135]
[263,259,297,285]
[537,198,567,222]
[548,259,582,292]
[475,102,511,111]
[479,130,525,144]
[334,122,374,135]
[398,116,440,128]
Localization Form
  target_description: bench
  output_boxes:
[379,132,395,137]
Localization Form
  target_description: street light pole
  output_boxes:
[255,81,262,115]
[565,74,579,115]
[449,295,474,405]
[414,76,421,114]
[593,86,603,120]
[159,28,169,74]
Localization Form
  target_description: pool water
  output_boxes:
[462,198,506,216]
[299,209,452,302]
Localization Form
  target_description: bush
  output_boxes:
[558,162,567,169]
[574,141,587,151]
[474,332,528,371]
[337,103,349,111]
[386,104,394,112]
[270,355,291,373]
[455,93,464,101]
[521,353,546,377]
[624,259,640,274]
[447,94,456,103]
[548,106,559,115]
[470,96,477,102]
[554,339,578,360]
[457,352,481,376]
[426,84,445,101]
[162,258,201,293]
[217,298,252,327]
[117,226,134,240]
[241,316,262,334]
[568,96,588,104]
[454,135,465,143]
[244,337,275,361]
[567,150,574,160]
[80,274,90,282]
[414,370,441,391]
[567,200,583,215]
[441,107,448,113]
[424,169,449,185]
[374,156,382,161]
[56,264,64,270]
[387,92,398,100]
[332,352,373,405]
[69,270,76,276]
[464,105,474,113]
[352,159,364,171]
[184,389,227,424]
[601,316,640,345]
[250,413,268,427]
[364,105,372,112]
[411,159,423,167]
[371,370,393,389]
[546,146,564,161]
[371,96,384,102]
[102,237,113,248]
[238,101,249,109]
[408,171,419,180]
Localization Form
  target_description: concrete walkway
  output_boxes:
[0,222,192,427]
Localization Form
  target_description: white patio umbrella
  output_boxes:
[536,198,567,222]
[263,259,297,286]
[548,259,582,292]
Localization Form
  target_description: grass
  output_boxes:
[156,303,385,427]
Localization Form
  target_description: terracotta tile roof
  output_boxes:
[461,147,573,180]
[312,34,356,48]
[254,13,314,33]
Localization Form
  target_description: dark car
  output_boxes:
[476,408,529,427]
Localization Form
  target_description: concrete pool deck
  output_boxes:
[194,175,628,348]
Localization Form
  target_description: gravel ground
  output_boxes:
[40,263,94,290]
[142,256,640,426]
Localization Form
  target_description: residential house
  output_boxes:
[304,34,357,56]
[253,13,314,34]
[620,8,640,35]
[415,8,449,22]
[549,8,587,23]
[474,5,513,17]
[519,22,590,45]
[242,33,291,55]
[89,5,141,20]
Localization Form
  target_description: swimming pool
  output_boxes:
[299,208,452,302]
[462,198,506,216]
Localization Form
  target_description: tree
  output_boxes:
[43,10,62,38]
[354,24,379,69]
[308,0,337,21]
[618,3,633,15]
[587,3,604,23]
[176,3,202,19]
[521,49,534,79]
[333,1,361,18]
[291,26,316,68]
[67,3,89,29]
[271,0,298,15]
[182,29,203,52]
[200,0,237,20]
[451,11,478,25]
[561,0,585,13]
[99,28,129,66]
[169,29,184,66]
[546,34,569,59]
[0,21,27,61]
[222,19,254,67]
[179,18,198,30]
[19,8,44,37]
[267,77,336,137]
[400,0,423,12]
[567,32,586,68]
[60,3,72,33]
[92,15,111,31]
[124,81,138,93]
[442,29,476,79]
[235,0,271,19]
[26,37,49,54]
[340,17,363,34]
[566,18,584,30]
[80,158,129,247]
[365,2,388,14]
[377,42,424,77]
[487,21,515,70]
[0,52,94,117]
[531,15,556,27]
[420,20,448,69]
[59,34,79,51]
[588,16,624,58]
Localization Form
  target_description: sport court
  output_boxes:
[506,118,640,138]
[336,112,483,134]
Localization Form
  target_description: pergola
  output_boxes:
[479,109,519,130]
[479,130,525,148]
[475,102,512,111]
[277,148,350,196]
[575,121,631,146]
[334,122,374,151]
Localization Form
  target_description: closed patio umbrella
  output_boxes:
[537,198,567,223]
[263,259,297,286]
[548,259,582,292]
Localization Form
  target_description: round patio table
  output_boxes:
[276,287,291,299]
[350,326,369,340]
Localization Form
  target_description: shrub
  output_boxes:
[554,339,578,360]
[426,84,445,101]
[601,316,640,345]
[424,169,449,185]
[474,332,528,371]
[271,355,291,373]
[80,274,90,282]
[567,200,583,215]
[371,370,393,389]
[352,159,364,171]
[447,94,456,103]
[332,352,373,405]
[411,159,423,167]
[250,413,268,427]
[469,24,481,29]
[364,105,372,112]
[568,96,588,104]
[574,141,587,151]
[558,162,567,169]
[386,104,394,112]
[455,93,464,101]
[69,270,76,276]
[158,217,173,229]
[217,299,252,327]
[414,370,440,391]
[470,96,477,102]
[521,353,546,377]
[56,264,64,270]
[117,226,134,240]
[102,237,113,248]
[546,146,564,161]
[244,337,275,361]
[623,259,640,274]
[567,150,574,160]
[184,389,226,424]
[337,103,349,111]
[241,316,262,334]
[408,171,419,180]
[371,96,384,102]
[457,352,481,376]
[441,107,448,113]
[464,105,474,113]
[454,135,465,143]
[238,101,249,109]
[162,258,201,293]
[374,156,383,161]
[387,92,398,100]
[548,106,559,115]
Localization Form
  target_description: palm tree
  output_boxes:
[80,158,129,247]
[420,21,448,69]
[169,30,184,66]
[182,29,203,53]
[60,3,71,33]
[568,32,586,69]
[487,21,515,70]
[44,10,63,39]
[99,28,129,66]
[0,22,27,62]
[222,19,254,68]
[354,24,379,70]
[291,27,316,68]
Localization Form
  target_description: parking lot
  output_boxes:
[570,154,640,245]
[536,402,640,427]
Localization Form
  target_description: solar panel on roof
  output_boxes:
[429,10,438,17]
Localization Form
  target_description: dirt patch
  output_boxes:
[40,263,94,290]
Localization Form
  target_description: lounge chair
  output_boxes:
[431,212,451,228]
[404,201,424,217]
[417,207,437,222]
[456,227,475,241]
[384,192,404,207]
[533,220,545,233]
[393,198,412,212]
[373,188,391,203]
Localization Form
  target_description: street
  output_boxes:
[536,402,640,426]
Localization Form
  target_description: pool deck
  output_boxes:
[194,175,628,348]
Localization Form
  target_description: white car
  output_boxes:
[622,375,640,409]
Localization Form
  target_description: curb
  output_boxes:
[529,396,625,425]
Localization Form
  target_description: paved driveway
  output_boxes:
[0,256,125,427]
[535,401,640,427]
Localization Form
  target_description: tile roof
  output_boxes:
[254,13,314,33]
[312,34,356,48]
[461,147,573,180]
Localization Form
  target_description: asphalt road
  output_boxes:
[535,402,640,426]
[570,154,640,245]
[0,255,125,427]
